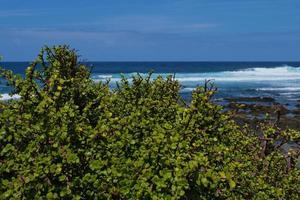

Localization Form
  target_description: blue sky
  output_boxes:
[0,0,299,61]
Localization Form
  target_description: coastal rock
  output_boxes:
[279,142,299,155]
[296,155,300,169]
[225,96,275,103]
[279,141,300,169]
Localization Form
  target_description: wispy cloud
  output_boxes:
[186,23,218,29]
[0,9,36,17]
[0,28,153,48]
[171,0,291,10]
[97,15,218,34]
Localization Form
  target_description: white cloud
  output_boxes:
[187,23,218,29]
[99,15,218,34]
[0,9,34,17]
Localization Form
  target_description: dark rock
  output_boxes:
[296,155,300,169]
[225,96,276,103]
[279,142,299,155]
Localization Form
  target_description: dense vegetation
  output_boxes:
[0,46,300,199]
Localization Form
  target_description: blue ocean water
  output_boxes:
[1,62,300,107]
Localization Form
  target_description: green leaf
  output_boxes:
[229,179,236,189]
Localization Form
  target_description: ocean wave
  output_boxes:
[0,94,21,100]
[257,87,300,91]
[181,87,196,92]
[94,74,113,79]
[91,66,300,83]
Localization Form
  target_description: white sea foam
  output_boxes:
[257,87,300,91]
[95,74,113,79]
[181,87,196,92]
[92,66,300,83]
[174,66,300,82]
[0,94,21,100]
[280,92,300,97]
[92,74,121,82]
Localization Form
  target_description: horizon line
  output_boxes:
[1,60,300,63]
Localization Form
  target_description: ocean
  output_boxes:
[1,62,300,108]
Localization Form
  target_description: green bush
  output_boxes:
[0,45,300,199]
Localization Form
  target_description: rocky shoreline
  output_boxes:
[222,96,300,169]
[222,96,300,130]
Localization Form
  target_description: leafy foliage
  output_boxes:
[0,45,300,199]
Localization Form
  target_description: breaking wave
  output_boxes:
[92,66,300,83]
